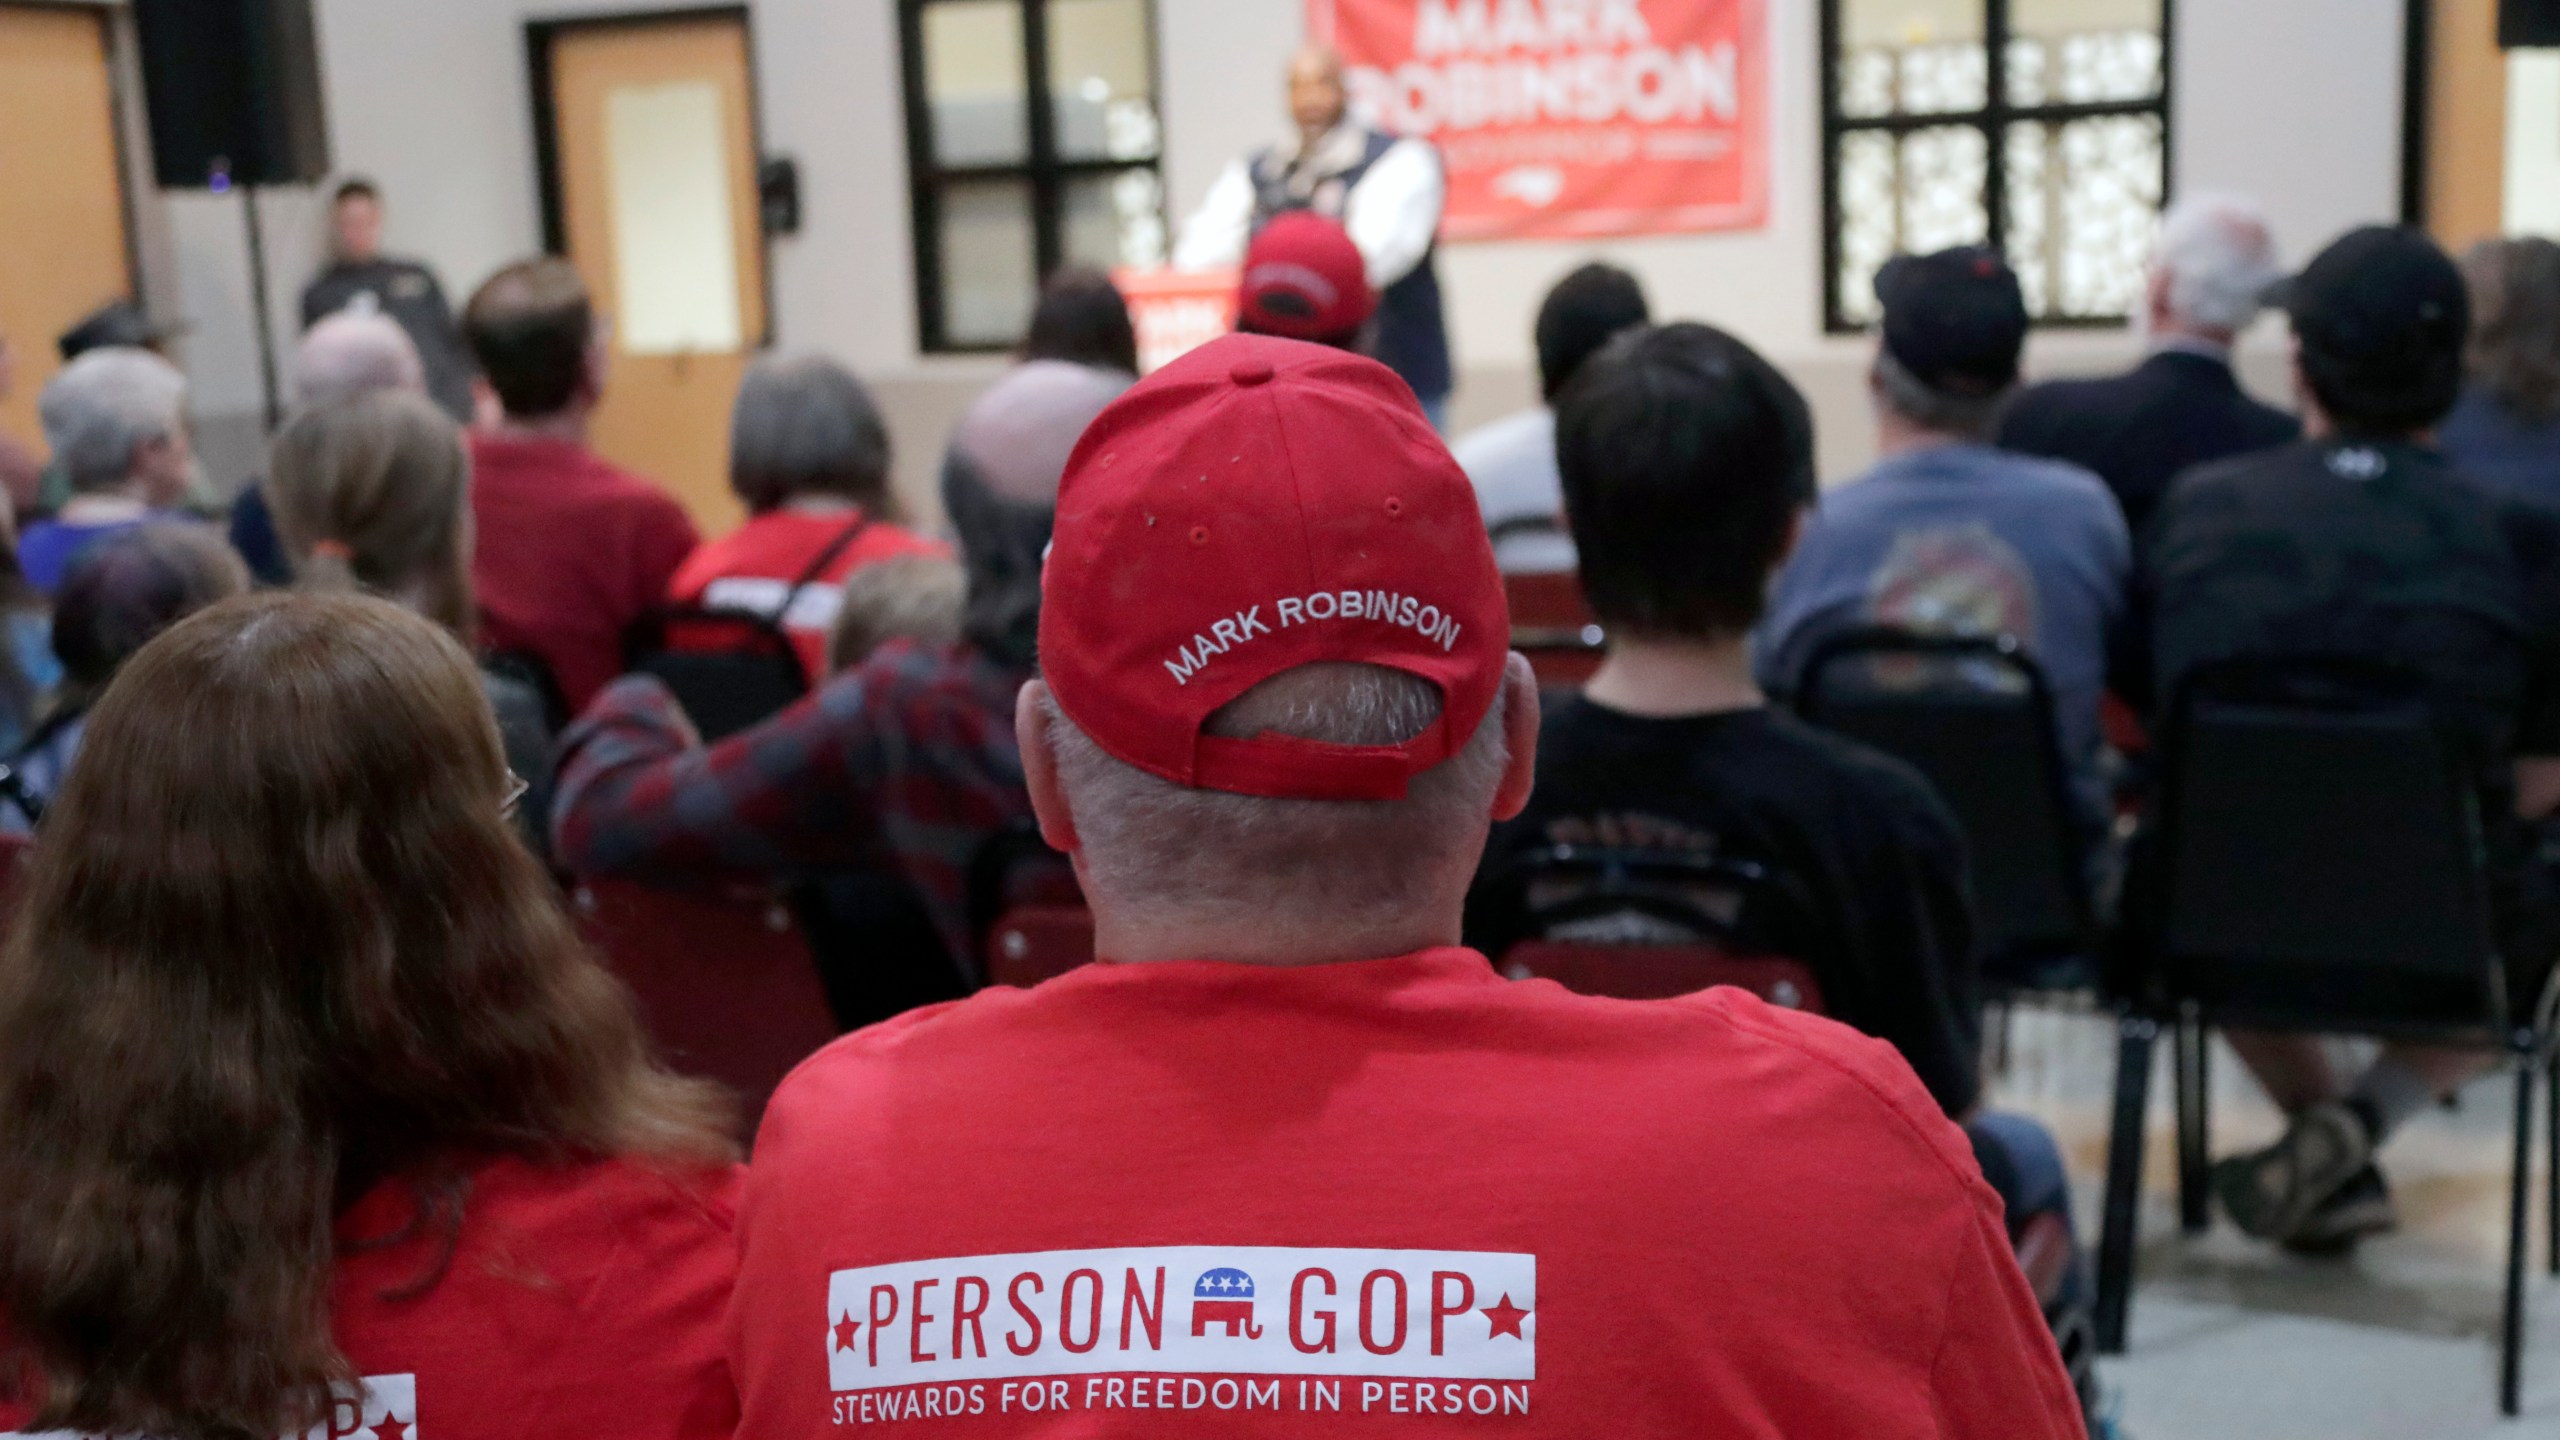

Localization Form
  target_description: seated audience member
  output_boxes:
[23,348,203,595]
[0,592,738,1440]
[462,257,699,711]
[0,332,41,516]
[3,523,245,830]
[552,360,1132,968]
[1021,266,1141,377]
[2440,236,2560,508]
[826,551,965,675]
[1470,320,2092,1408]
[266,390,559,856]
[727,335,2083,1438]
[0,511,58,757]
[1757,247,2129,835]
[662,356,947,681]
[1998,194,2299,534]
[1450,262,1650,574]
[231,309,433,585]
[2145,226,2560,1252]
[1232,210,1376,354]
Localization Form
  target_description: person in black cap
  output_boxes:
[1755,246,2130,849]
[2141,225,2560,1253]
[55,299,178,364]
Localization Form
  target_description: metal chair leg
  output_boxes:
[2548,1055,2559,1277]
[2096,1013,2158,1355]
[2505,1048,2534,1418]
[2176,1011,2211,1235]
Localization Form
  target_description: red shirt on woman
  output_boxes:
[1,1156,742,1440]
[665,508,949,681]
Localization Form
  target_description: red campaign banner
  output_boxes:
[1308,0,1769,242]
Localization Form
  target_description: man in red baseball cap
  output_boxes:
[730,335,2085,1438]
[1234,210,1376,353]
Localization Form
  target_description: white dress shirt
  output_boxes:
[1173,123,1446,292]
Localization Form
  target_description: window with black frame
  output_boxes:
[900,0,1165,352]
[1821,0,2171,332]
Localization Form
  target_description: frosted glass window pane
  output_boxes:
[1047,0,1157,162]
[604,80,742,355]
[939,179,1037,346]
[1063,167,1165,270]
[925,1,1027,166]
[2006,0,2162,105]
[2507,52,2560,238]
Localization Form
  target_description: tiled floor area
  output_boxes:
[1992,1007,2560,1438]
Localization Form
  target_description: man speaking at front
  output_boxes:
[730,334,2084,1438]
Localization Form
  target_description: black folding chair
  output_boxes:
[1487,844,1826,1012]
[1795,626,2096,990]
[2093,655,2558,1416]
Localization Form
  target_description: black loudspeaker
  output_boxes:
[131,0,331,189]
[2504,0,2560,47]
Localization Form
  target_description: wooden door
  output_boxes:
[542,13,766,535]
[2419,0,2508,253]
[0,5,133,461]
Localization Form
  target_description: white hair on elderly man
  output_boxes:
[2151,193,2282,339]
[37,346,190,494]
[292,310,424,409]
[1039,660,1511,935]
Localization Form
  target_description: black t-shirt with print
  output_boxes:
[1467,696,1982,1117]
[2143,438,2560,968]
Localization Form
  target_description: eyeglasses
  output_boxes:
[500,770,530,823]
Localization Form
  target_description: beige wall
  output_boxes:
[157,0,2403,513]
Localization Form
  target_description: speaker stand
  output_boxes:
[240,184,282,433]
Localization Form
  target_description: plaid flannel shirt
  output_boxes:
[551,639,1035,965]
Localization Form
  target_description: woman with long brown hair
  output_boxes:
[0,591,738,1440]
[265,389,556,853]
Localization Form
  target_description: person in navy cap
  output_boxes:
[1756,246,2130,866]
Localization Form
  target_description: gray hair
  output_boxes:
[729,355,892,514]
[2152,193,2281,337]
[1872,347,2004,440]
[292,310,423,407]
[1041,663,1510,935]
[38,347,188,493]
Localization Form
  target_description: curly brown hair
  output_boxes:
[0,591,731,1439]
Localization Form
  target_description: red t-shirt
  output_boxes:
[664,509,949,681]
[469,433,700,713]
[1,1156,741,1440]
[733,950,2083,1438]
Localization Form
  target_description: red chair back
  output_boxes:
[1504,572,1604,689]
[984,902,1097,988]
[573,878,840,1133]
[1501,939,1825,1012]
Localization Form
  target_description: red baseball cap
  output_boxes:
[1236,212,1376,344]
[1041,334,1507,802]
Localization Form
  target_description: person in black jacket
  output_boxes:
[1999,194,2299,534]
[299,178,476,425]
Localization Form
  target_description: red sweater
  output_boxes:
[470,433,699,712]
[0,1156,742,1440]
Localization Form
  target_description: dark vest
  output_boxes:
[1248,130,1452,403]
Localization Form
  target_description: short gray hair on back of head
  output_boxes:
[38,346,187,493]
[1041,662,1510,935]
[1871,347,2004,440]
[729,354,893,515]
[2151,193,2281,336]
[291,310,424,408]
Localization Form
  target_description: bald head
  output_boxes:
[1289,43,1347,144]
[292,311,424,409]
